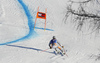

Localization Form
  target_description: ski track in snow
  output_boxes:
[0,4,5,18]
[96,0,100,4]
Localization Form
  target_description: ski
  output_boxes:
[63,48,68,57]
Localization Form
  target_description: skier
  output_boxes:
[49,36,65,54]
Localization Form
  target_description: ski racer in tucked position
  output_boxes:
[49,36,65,55]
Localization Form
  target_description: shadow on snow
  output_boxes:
[7,45,54,54]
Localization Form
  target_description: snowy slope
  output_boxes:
[0,0,100,63]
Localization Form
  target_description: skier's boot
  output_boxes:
[60,49,65,55]
[55,48,60,54]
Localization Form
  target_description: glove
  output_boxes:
[62,46,64,48]
[50,47,52,49]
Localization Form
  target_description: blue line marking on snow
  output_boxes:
[35,27,54,31]
[0,0,38,46]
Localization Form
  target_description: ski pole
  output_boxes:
[41,48,49,52]
[63,47,68,57]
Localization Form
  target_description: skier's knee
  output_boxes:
[58,46,61,50]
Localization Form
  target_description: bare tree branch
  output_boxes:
[69,0,93,3]
[64,0,100,34]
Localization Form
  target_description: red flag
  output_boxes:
[37,12,46,19]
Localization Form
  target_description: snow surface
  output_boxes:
[0,0,100,63]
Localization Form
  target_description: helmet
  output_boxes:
[53,36,56,39]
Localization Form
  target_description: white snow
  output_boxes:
[0,0,100,63]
